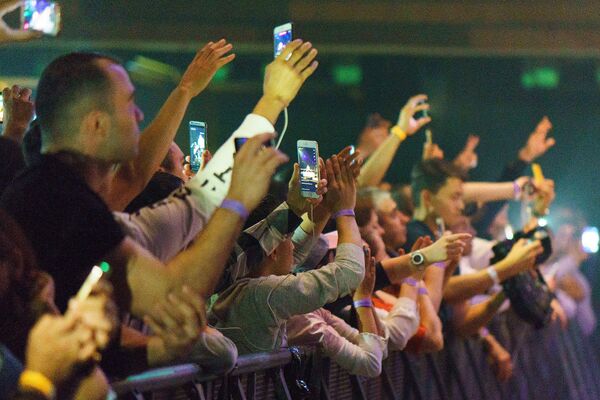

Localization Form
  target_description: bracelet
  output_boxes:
[418,286,429,296]
[432,262,447,269]
[513,180,522,200]
[486,267,501,285]
[402,277,418,287]
[19,370,55,400]
[353,298,373,308]
[221,199,249,221]
[390,125,407,142]
[332,209,355,219]
[480,327,490,338]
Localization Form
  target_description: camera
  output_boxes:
[490,225,553,266]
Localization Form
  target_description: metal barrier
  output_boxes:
[111,314,600,399]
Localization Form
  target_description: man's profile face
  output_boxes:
[430,177,464,227]
[101,61,144,162]
[377,197,409,249]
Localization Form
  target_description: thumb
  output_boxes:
[290,163,300,184]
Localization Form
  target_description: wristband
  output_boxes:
[390,125,407,142]
[19,370,56,400]
[332,209,355,219]
[486,267,501,286]
[402,277,418,287]
[432,262,447,269]
[418,286,429,296]
[513,180,522,200]
[353,298,373,308]
[480,327,490,338]
[221,199,249,221]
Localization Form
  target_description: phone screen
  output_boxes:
[274,24,292,58]
[581,226,599,254]
[297,144,319,196]
[0,96,4,123]
[22,0,61,36]
[189,121,206,173]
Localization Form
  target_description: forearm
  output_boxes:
[356,307,379,335]
[357,134,402,188]
[336,216,362,247]
[168,207,243,298]
[252,95,286,125]
[380,254,415,285]
[423,266,445,312]
[463,181,515,204]
[110,87,193,210]
[443,270,493,304]
[453,292,506,336]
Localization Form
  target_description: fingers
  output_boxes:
[300,60,319,81]
[336,146,353,160]
[331,155,343,184]
[325,159,337,187]
[278,39,303,62]
[466,135,480,150]
[411,236,424,253]
[318,157,327,181]
[295,48,318,72]
[288,41,313,66]
[236,132,276,160]
[407,94,428,107]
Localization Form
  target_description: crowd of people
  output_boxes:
[0,1,597,398]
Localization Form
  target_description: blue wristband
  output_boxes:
[353,298,373,308]
[221,199,249,221]
[333,209,355,219]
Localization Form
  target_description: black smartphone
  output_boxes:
[189,121,207,173]
[234,137,275,152]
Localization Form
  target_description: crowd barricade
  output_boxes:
[110,316,600,399]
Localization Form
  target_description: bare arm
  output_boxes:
[452,292,506,336]
[108,41,235,210]
[357,94,430,188]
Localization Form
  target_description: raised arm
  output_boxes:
[357,95,431,188]
[443,239,542,303]
[108,40,235,210]
[451,292,507,336]
[107,134,288,318]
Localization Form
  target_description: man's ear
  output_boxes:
[420,190,432,209]
[81,110,111,145]
[268,247,279,261]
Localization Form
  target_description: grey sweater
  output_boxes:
[209,243,365,355]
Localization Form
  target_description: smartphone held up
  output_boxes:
[189,121,207,173]
[273,22,292,58]
[21,0,61,36]
[297,140,319,199]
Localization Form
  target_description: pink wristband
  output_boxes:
[221,199,249,221]
[418,287,429,296]
[403,277,418,287]
[433,262,447,269]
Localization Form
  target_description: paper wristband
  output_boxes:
[353,298,373,308]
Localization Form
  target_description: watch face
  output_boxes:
[412,252,424,265]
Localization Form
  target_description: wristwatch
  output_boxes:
[410,251,427,272]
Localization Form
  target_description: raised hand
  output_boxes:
[226,133,289,211]
[145,286,206,363]
[262,39,319,108]
[453,134,480,171]
[2,85,35,143]
[397,94,432,136]
[354,247,376,301]
[287,159,327,216]
[178,39,235,98]
[422,141,444,161]
[0,0,42,43]
[518,116,555,162]
[532,178,555,216]
[322,154,357,213]
[502,239,543,273]
[420,233,471,264]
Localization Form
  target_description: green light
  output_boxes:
[100,261,110,273]
[521,67,559,89]
[333,64,362,86]
[213,65,230,82]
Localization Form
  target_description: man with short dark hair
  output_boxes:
[1,39,317,317]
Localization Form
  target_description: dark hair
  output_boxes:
[0,209,43,360]
[35,52,121,137]
[411,159,465,206]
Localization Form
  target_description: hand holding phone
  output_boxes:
[189,121,207,173]
[297,140,320,198]
[21,0,61,36]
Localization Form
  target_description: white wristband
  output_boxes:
[486,267,500,285]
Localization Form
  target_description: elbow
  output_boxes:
[353,355,383,378]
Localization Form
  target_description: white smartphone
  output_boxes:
[582,226,599,254]
[297,140,320,199]
[189,121,207,173]
[21,0,61,36]
[273,22,293,58]
[0,96,3,123]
